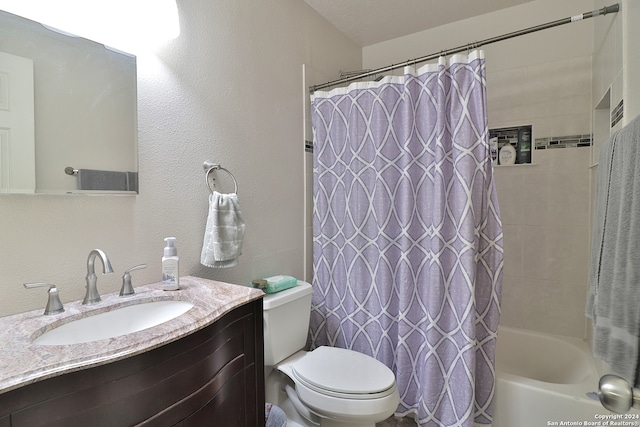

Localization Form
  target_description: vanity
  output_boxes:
[0,276,265,426]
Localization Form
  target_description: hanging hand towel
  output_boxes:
[201,191,245,268]
[586,113,640,386]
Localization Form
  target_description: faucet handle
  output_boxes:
[120,264,147,297]
[24,282,65,315]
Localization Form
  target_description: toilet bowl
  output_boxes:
[263,281,399,427]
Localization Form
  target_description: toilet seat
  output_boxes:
[273,347,400,425]
[291,346,396,399]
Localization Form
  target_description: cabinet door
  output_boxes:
[173,361,249,426]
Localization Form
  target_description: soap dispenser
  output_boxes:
[162,237,180,290]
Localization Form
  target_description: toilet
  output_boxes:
[263,281,400,427]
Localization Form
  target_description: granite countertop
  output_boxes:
[0,276,264,395]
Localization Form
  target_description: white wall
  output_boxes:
[591,0,640,130]
[0,0,361,317]
[364,0,597,338]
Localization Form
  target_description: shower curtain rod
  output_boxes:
[309,3,620,93]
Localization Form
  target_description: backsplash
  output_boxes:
[535,134,592,149]
[611,99,624,128]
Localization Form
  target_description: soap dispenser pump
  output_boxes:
[162,237,180,290]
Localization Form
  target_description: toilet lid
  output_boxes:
[292,346,395,396]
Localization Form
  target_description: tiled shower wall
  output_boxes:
[493,147,591,338]
[488,51,594,338]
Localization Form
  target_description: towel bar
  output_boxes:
[203,161,238,194]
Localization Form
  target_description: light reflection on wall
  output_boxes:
[0,0,179,53]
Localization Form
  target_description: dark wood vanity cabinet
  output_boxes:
[0,299,265,427]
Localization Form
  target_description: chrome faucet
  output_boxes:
[83,249,114,305]
[24,282,65,315]
[120,264,147,297]
[599,374,640,413]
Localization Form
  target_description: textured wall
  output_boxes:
[0,0,361,317]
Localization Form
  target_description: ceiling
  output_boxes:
[303,0,536,46]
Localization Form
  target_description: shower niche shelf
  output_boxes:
[494,163,537,168]
[490,125,532,166]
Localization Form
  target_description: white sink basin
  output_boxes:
[33,300,194,346]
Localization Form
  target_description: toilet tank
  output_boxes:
[263,280,312,366]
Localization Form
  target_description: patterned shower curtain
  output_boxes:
[309,51,503,427]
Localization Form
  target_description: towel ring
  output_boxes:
[203,161,238,194]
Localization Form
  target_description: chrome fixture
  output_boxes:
[310,4,621,93]
[83,249,114,305]
[120,264,147,297]
[339,69,384,82]
[599,374,640,413]
[23,282,65,315]
[203,161,239,194]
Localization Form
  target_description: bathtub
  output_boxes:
[493,326,611,426]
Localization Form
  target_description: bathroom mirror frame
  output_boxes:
[0,9,138,194]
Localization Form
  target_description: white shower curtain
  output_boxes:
[309,51,503,427]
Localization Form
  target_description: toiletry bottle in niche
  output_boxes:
[162,237,180,290]
[517,127,532,164]
[489,137,499,164]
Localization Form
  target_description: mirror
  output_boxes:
[0,10,137,194]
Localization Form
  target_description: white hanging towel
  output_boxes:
[201,191,245,268]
